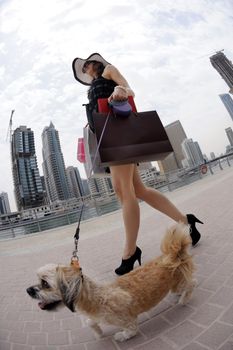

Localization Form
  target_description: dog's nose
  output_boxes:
[26,287,36,297]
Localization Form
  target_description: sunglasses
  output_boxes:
[82,61,94,73]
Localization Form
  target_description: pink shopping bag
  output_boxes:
[77,137,86,163]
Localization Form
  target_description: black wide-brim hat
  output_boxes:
[72,53,110,86]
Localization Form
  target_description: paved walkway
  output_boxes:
[1,167,233,350]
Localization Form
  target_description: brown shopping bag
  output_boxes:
[92,110,173,166]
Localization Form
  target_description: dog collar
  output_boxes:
[71,257,80,268]
[70,257,84,282]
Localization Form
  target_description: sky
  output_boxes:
[0,0,233,211]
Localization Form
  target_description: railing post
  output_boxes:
[208,162,214,175]
[198,166,202,179]
[66,211,71,224]
[34,209,42,232]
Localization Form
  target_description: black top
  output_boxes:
[85,76,117,130]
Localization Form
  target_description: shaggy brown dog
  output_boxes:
[27,223,196,341]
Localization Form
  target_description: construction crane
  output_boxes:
[6,110,15,142]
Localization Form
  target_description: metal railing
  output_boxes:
[1,154,232,240]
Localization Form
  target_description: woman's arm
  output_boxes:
[103,65,135,101]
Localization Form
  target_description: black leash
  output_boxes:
[71,111,111,262]
[72,200,84,262]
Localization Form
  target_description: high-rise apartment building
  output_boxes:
[11,126,44,210]
[88,177,113,197]
[0,192,11,214]
[219,94,233,121]
[225,127,233,146]
[210,51,233,94]
[181,138,204,167]
[66,166,85,199]
[158,120,187,173]
[42,122,71,203]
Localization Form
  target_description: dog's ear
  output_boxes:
[56,266,82,312]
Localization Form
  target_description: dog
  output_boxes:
[26,223,196,342]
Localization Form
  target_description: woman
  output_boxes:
[72,53,203,276]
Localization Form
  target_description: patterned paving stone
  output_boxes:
[196,322,233,349]
[134,337,175,350]
[1,168,233,350]
[164,320,204,347]
[181,342,212,350]
[220,304,233,325]
[190,303,224,326]
[218,340,233,350]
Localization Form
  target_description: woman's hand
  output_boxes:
[103,65,134,102]
[108,86,128,102]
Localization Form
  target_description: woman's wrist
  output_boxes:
[114,86,127,94]
[114,85,135,97]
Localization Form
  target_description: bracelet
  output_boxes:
[114,86,128,93]
[114,85,135,97]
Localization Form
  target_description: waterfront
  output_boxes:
[0,156,232,240]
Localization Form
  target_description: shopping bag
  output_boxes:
[83,125,111,178]
[92,109,173,166]
[77,137,85,163]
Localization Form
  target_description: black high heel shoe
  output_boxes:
[187,214,203,246]
[115,246,142,276]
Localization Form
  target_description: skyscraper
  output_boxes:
[225,127,233,146]
[181,138,204,167]
[11,126,44,210]
[66,166,85,199]
[0,192,11,214]
[219,94,233,121]
[210,51,233,94]
[42,122,71,203]
[158,120,187,173]
[88,177,113,197]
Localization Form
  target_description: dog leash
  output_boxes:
[71,111,111,265]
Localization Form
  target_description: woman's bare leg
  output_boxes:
[133,166,188,224]
[110,164,140,258]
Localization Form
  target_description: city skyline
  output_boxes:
[2,118,231,212]
[1,0,233,211]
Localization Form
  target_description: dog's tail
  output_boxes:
[159,223,195,281]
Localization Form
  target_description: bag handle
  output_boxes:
[88,111,111,178]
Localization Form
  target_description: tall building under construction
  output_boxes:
[210,51,233,94]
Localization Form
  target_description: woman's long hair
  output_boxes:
[87,61,105,99]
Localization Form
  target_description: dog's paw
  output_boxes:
[114,329,137,342]
[178,289,193,305]
[178,292,187,305]
[192,279,198,287]
[114,331,128,342]
[86,319,103,337]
